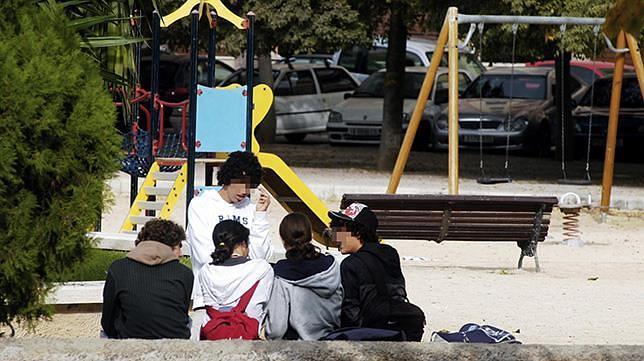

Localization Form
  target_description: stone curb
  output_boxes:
[2,339,643,361]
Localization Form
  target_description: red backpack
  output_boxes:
[200,281,260,340]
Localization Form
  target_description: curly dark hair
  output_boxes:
[136,219,185,247]
[330,217,378,244]
[211,220,250,265]
[280,213,320,261]
[217,151,263,188]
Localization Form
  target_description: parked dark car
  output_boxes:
[433,67,587,155]
[140,54,235,130]
[573,74,644,158]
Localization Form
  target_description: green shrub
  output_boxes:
[0,3,121,331]
[56,250,127,282]
[55,250,192,282]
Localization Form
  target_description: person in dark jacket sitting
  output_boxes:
[101,219,193,339]
[330,202,423,340]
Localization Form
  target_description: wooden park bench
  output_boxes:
[341,194,559,272]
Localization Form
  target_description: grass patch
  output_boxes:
[56,249,192,282]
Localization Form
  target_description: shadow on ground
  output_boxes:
[265,135,644,187]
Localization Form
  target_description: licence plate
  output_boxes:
[462,135,493,144]
[348,128,380,136]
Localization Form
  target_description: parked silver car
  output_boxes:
[433,67,587,154]
[327,67,472,145]
[220,64,359,142]
[333,37,485,82]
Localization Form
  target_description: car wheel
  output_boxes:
[284,133,307,143]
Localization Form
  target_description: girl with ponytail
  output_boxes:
[265,213,343,340]
[193,220,273,339]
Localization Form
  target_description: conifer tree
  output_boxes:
[0,2,120,333]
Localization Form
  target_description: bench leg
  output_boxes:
[518,244,540,272]
[534,246,540,273]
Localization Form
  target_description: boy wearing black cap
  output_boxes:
[329,203,424,341]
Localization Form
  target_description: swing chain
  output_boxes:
[559,24,567,179]
[477,22,486,177]
[583,25,601,181]
[504,23,518,175]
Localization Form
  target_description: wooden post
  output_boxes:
[386,16,449,194]
[447,7,459,195]
[625,32,644,99]
[600,31,626,212]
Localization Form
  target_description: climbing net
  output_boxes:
[116,87,192,177]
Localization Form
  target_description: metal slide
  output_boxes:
[257,152,332,247]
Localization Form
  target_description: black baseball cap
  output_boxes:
[328,202,378,233]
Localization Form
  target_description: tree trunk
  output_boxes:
[377,1,408,171]
[255,52,276,144]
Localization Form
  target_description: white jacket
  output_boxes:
[186,189,273,280]
[195,258,274,331]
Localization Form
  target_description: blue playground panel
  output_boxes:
[195,85,247,152]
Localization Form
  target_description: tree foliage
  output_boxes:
[603,0,644,38]
[218,0,368,58]
[0,3,121,332]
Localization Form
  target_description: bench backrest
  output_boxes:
[341,194,558,244]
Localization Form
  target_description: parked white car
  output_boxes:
[327,67,473,145]
[220,64,359,142]
[332,37,485,82]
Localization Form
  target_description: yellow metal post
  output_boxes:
[386,16,450,194]
[447,7,460,195]
[600,31,626,212]
[625,32,644,99]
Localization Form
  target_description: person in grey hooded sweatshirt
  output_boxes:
[265,213,343,340]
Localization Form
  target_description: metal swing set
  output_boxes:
[388,7,644,213]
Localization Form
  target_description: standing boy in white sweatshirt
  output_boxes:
[187,151,274,285]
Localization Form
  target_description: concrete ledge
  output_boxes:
[1,339,643,361]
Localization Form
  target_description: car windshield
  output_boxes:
[352,72,426,99]
[462,74,547,100]
[580,78,643,108]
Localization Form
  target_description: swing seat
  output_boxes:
[557,178,591,186]
[477,177,512,185]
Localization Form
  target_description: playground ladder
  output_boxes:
[120,161,187,232]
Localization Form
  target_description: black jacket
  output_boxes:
[101,256,193,339]
[340,242,407,328]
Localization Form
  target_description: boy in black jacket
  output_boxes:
[329,202,424,341]
[101,220,193,339]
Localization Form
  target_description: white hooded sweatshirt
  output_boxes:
[194,258,274,333]
[186,189,273,296]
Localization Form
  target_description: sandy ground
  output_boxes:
[3,141,644,344]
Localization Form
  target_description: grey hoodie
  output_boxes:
[265,255,343,340]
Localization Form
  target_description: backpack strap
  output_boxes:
[231,280,260,313]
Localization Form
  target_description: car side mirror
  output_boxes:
[344,92,352,100]
[434,88,448,104]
